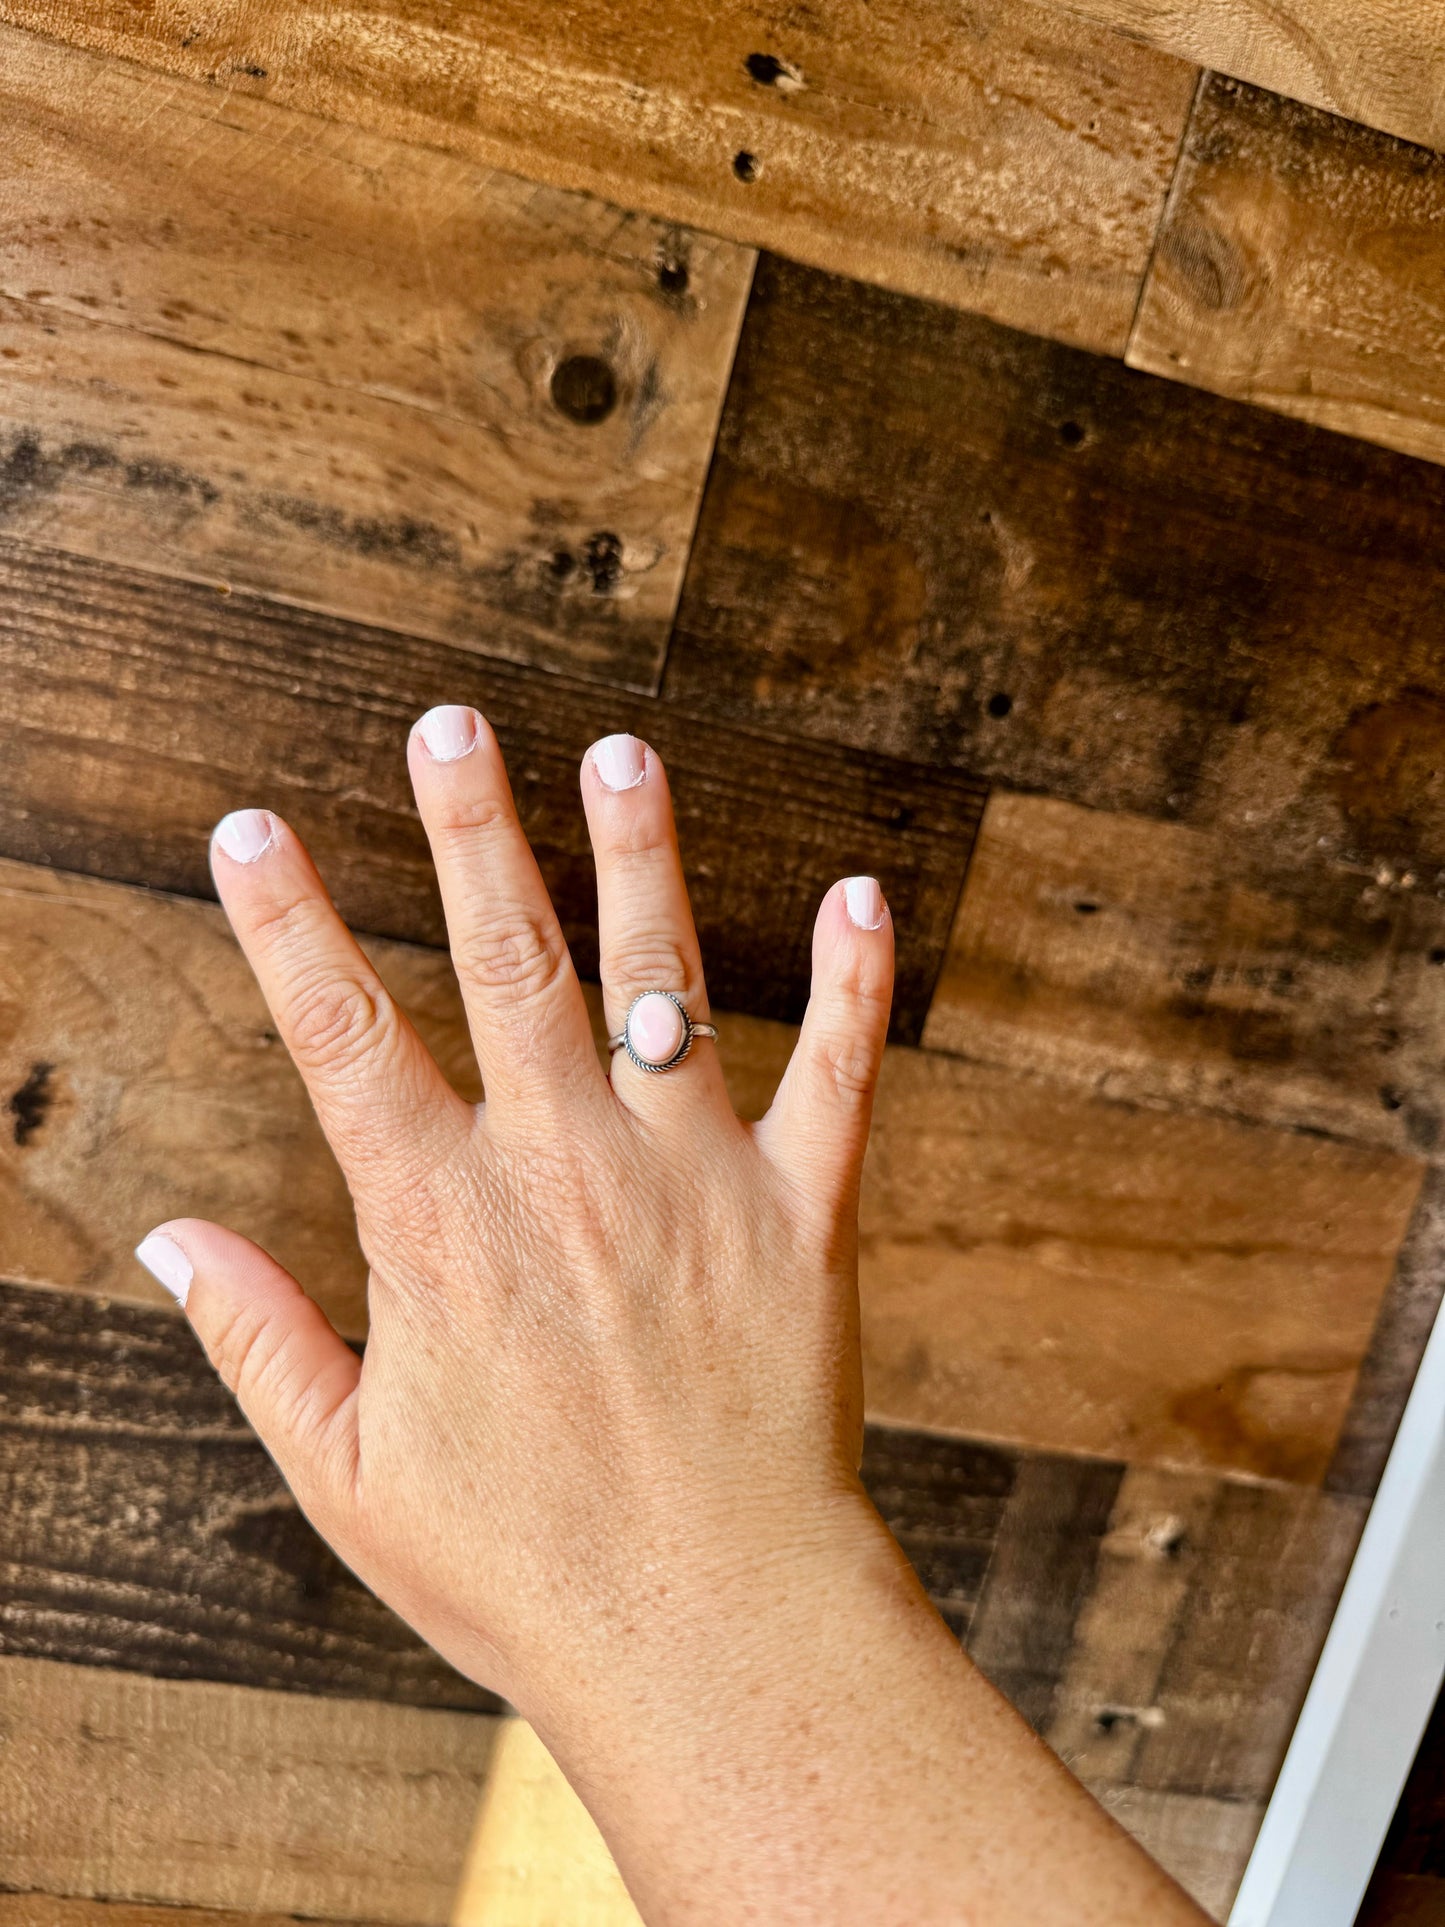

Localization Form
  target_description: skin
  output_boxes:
[143,710,1211,1927]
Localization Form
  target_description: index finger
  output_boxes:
[210,808,471,1189]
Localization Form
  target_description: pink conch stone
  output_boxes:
[628,992,686,1065]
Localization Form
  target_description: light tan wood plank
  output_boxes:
[0,22,753,685]
[922,790,1445,1155]
[0,1657,496,1923]
[1095,1787,1264,1923]
[0,1901,393,1927]
[1129,74,1445,467]
[1043,0,1445,153]
[0,856,1421,1478]
[0,4,1196,357]
[454,1721,641,1927]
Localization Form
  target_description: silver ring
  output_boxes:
[607,991,719,1075]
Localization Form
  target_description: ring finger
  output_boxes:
[581,734,731,1118]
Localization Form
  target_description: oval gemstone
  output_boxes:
[628,992,686,1066]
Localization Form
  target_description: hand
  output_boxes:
[136,709,1209,1927]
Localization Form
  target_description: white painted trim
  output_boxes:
[1228,1297,1445,1927]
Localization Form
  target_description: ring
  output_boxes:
[607,991,719,1075]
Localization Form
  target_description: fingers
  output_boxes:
[408,708,602,1125]
[757,878,894,1213]
[211,809,469,1186]
[580,734,731,1117]
[136,1220,361,1532]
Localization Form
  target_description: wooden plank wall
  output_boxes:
[2,2,1445,1920]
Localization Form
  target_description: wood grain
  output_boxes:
[1093,1788,1264,1923]
[0,1903,394,1927]
[1044,0,1445,154]
[666,255,1445,876]
[1130,75,1445,467]
[0,1657,496,1923]
[0,858,1420,1477]
[922,790,1445,1156]
[0,4,1196,358]
[0,1268,1367,1851]
[0,541,984,1043]
[0,22,753,688]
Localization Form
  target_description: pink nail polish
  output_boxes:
[845,877,886,930]
[135,1231,193,1308]
[417,705,479,764]
[591,734,647,792]
[213,810,275,865]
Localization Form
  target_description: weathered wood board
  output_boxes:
[0,1904,390,1927]
[0,23,753,687]
[0,4,1195,357]
[0,1657,496,1924]
[666,255,1445,878]
[922,790,1445,1157]
[0,1270,1365,1843]
[0,541,984,1041]
[1130,76,1445,468]
[1044,0,1445,153]
[0,859,1421,1478]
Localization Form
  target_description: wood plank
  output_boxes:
[921,790,1445,1157]
[1094,1787,1264,1923]
[0,859,1420,1477]
[1129,75,1445,468]
[0,23,753,687]
[0,1657,496,1924]
[0,1277,496,1710]
[0,5,1196,358]
[858,1047,1421,1480]
[0,1268,1366,1841]
[0,541,984,1044]
[0,1902,393,1927]
[1043,0,1445,155]
[666,255,1445,880]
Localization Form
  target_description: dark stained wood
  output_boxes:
[1130,75,1445,467]
[665,254,1445,878]
[0,1277,498,1711]
[0,1271,1357,1824]
[0,536,985,1042]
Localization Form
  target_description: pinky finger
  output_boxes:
[136,1220,362,1533]
[756,878,894,1214]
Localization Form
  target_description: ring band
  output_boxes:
[608,991,718,1075]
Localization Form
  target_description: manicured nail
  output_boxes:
[213,809,275,865]
[845,876,886,930]
[135,1232,193,1308]
[591,734,647,792]
[417,705,479,764]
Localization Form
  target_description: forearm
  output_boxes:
[531,1496,1212,1927]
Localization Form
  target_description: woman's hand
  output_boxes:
[137,709,1209,1927]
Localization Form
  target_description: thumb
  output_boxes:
[136,1220,361,1528]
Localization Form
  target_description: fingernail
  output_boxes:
[591,734,647,792]
[135,1232,193,1308]
[213,810,275,866]
[845,877,886,930]
[417,705,479,764]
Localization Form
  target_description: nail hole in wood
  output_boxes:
[550,355,618,425]
[733,150,759,183]
[658,258,690,296]
[1058,420,1086,447]
[987,692,1013,719]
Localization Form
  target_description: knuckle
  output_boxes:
[434,790,517,847]
[288,972,396,1078]
[818,1032,878,1105]
[606,930,698,1000]
[208,1297,284,1407]
[462,911,570,1006]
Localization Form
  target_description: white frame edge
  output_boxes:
[1228,1294,1445,1927]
